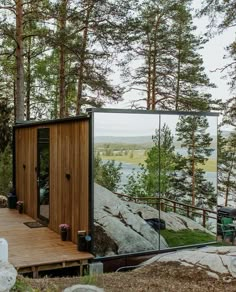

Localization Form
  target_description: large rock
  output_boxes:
[94,184,168,256]
[64,285,104,292]
[128,203,214,234]
[140,246,236,280]
[94,184,214,257]
[0,261,17,292]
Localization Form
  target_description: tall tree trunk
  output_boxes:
[175,47,181,111]
[225,159,234,206]
[26,37,31,120]
[151,15,162,110]
[151,39,157,110]
[16,0,25,121]
[191,130,195,206]
[76,1,93,115]
[59,0,67,118]
[146,36,152,110]
[13,80,16,123]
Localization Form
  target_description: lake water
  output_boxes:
[109,161,217,192]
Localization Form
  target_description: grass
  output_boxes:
[80,274,103,287]
[11,276,61,292]
[198,159,217,172]
[160,229,216,247]
[11,277,34,292]
[100,154,217,172]
[11,274,103,292]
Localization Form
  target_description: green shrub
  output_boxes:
[11,277,33,292]
[94,154,122,192]
[0,145,12,196]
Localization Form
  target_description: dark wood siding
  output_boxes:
[15,119,90,243]
[15,127,37,218]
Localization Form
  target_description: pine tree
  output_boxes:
[121,0,215,110]
[0,0,50,121]
[167,1,216,111]
[123,124,176,197]
[0,100,12,153]
[218,130,236,206]
[15,0,24,121]
[200,0,236,105]
[175,115,216,208]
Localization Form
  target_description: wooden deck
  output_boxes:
[0,208,93,277]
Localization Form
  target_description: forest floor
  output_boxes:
[15,261,236,292]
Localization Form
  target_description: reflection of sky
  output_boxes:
[94,113,159,136]
[161,115,218,136]
[94,112,218,137]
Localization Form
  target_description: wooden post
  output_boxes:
[160,202,164,211]
[156,198,159,210]
[187,206,190,218]
[173,202,176,213]
[203,210,206,228]
[32,266,39,278]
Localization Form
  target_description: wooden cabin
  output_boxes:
[13,116,91,244]
[13,108,219,260]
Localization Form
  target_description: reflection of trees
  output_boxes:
[94,154,122,192]
[39,147,49,180]
[173,116,216,209]
[123,124,176,197]
[123,117,216,210]
[218,131,236,206]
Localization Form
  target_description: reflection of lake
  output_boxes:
[105,161,217,192]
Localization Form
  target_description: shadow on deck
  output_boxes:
[0,208,93,277]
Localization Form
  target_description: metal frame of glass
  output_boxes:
[88,108,219,258]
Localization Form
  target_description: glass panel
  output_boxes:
[158,114,217,249]
[38,128,50,222]
[92,111,218,257]
[93,112,163,256]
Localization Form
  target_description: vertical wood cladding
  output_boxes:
[15,119,90,243]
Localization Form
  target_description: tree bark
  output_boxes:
[146,35,152,110]
[151,33,157,110]
[225,158,234,206]
[15,0,25,121]
[175,46,181,111]
[26,36,31,120]
[191,130,195,206]
[147,49,152,110]
[151,14,162,110]
[59,0,68,118]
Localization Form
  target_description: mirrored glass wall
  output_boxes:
[92,110,218,257]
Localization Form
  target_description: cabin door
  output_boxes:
[37,128,50,223]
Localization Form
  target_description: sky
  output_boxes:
[105,3,235,110]
[94,112,218,137]
[194,12,235,102]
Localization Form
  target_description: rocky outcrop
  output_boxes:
[0,261,17,292]
[94,184,214,257]
[128,203,214,234]
[94,184,168,256]
[140,246,236,280]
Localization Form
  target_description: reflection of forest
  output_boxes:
[94,116,217,212]
[95,142,216,172]
[95,145,148,165]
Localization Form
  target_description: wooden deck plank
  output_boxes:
[0,209,93,273]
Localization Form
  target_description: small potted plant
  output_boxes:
[59,223,70,241]
[16,201,24,214]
